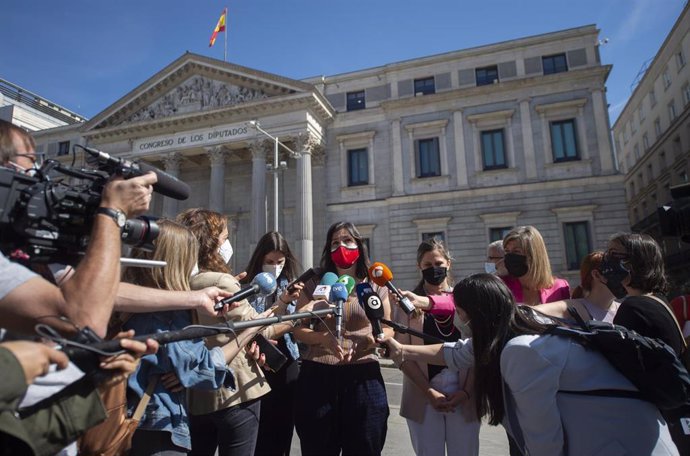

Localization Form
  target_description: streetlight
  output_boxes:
[246,120,299,232]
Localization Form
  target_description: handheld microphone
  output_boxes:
[214,272,277,311]
[81,145,191,200]
[313,271,338,300]
[356,283,384,339]
[336,274,356,295]
[368,262,415,315]
[330,283,349,339]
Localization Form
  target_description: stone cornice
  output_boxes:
[466,109,515,124]
[404,119,449,132]
[326,173,625,210]
[379,66,610,112]
[534,98,588,114]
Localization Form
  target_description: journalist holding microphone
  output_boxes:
[293,221,394,456]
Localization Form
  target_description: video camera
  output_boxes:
[658,182,690,243]
[0,146,189,264]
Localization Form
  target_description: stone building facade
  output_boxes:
[33,25,629,288]
[612,4,690,290]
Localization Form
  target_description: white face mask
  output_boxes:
[484,262,497,274]
[262,263,284,279]
[191,263,199,277]
[218,240,233,264]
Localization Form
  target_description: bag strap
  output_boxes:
[132,377,158,421]
[682,295,688,321]
[566,305,589,330]
[646,294,688,352]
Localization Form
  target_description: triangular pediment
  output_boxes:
[85,53,317,131]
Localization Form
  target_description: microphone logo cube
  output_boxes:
[366,295,382,310]
[372,266,384,278]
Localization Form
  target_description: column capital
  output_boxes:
[248,139,270,160]
[206,146,226,166]
[163,152,183,171]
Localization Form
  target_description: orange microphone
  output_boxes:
[368,262,415,314]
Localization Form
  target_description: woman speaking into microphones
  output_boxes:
[292,221,394,456]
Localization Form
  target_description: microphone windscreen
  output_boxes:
[321,272,339,286]
[336,275,356,295]
[138,161,191,200]
[254,272,278,296]
[329,283,349,302]
[368,262,393,287]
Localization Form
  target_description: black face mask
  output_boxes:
[598,257,629,299]
[504,253,529,278]
[422,266,447,286]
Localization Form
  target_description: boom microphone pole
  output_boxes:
[380,318,445,344]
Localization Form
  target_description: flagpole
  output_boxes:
[224,6,228,62]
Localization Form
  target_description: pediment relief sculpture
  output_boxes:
[126,75,268,123]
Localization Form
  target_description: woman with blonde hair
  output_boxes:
[122,220,265,455]
[394,238,479,456]
[501,226,570,306]
[176,208,297,456]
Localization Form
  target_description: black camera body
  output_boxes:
[658,182,690,242]
[0,159,158,264]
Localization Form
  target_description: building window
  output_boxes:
[480,129,507,170]
[683,83,690,105]
[663,69,672,89]
[415,138,441,177]
[422,231,445,243]
[489,226,512,243]
[414,77,435,96]
[678,50,687,70]
[633,144,640,160]
[346,91,365,111]
[642,133,649,151]
[542,53,568,75]
[57,141,70,156]
[347,148,369,186]
[654,118,662,138]
[638,105,645,122]
[681,170,689,183]
[475,65,499,86]
[629,182,635,197]
[659,151,666,168]
[563,222,591,270]
[649,89,657,107]
[550,119,579,162]
[668,100,677,121]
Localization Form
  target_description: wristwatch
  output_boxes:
[96,207,126,228]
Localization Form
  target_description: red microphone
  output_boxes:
[368,262,415,315]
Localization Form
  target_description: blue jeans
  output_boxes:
[188,399,261,456]
[294,360,389,456]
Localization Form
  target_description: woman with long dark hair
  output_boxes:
[293,221,393,456]
[242,231,303,456]
[381,274,679,455]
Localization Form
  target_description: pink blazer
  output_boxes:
[501,275,571,304]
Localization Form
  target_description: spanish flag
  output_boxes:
[209,8,227,47]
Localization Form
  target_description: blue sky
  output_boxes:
[0,0,684,123]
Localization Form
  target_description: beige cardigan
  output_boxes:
[187,271,274,415]
[392,304,476,424]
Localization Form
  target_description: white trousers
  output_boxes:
[407,368,480,456]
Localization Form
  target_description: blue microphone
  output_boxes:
[330,282,349,339]
[214,272,277,310]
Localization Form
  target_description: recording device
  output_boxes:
[330,283,349,339]
[313,272,338,300]
[214,272,277,311]
[336,274,356,295]
[0,147,184,263]
[356,283,384,339]
[368,262,415,314]
[58,308,335,369]
[286,267,317,293]
[658,182,690,242]
[249,333,287,372]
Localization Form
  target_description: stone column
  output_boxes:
[249,140,268,248]
[206,146,226,213]
[295,133,315,269]
[391,119,404,195]
[591,88,615,172]
[452,110,468,187]
[519,99,538,180]
[162,152,182,218]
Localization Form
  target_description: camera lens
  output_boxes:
[121,216,159,251]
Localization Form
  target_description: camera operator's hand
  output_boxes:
[1,341,69,385]
[97,330,158,390]
[101,171,157,217]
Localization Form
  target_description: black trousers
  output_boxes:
[294,360,389,456]
[189,399,261,456]
[254,343,299,456]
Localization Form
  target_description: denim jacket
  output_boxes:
[248,276,300,360]
[124,310,235,450]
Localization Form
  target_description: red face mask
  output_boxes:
[330,245,360,269]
